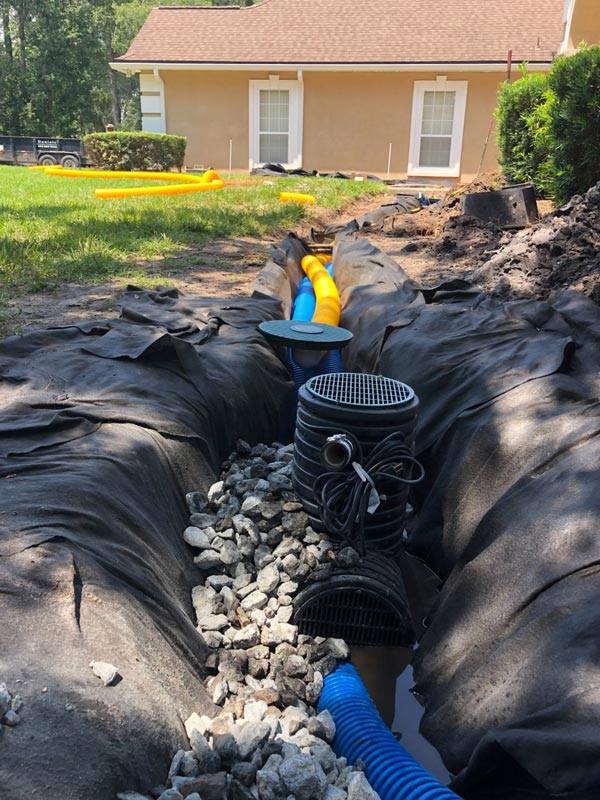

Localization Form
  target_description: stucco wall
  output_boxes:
[162,68,508,181]
[568,0,600,49]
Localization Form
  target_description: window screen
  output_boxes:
[259,89,289,163]
[419,91,455,168]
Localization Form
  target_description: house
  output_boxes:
[111,0,565,181]
[561,0,600,54]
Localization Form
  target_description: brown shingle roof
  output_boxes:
[117,0,564,66]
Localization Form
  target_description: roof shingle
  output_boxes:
[117,0,564,66]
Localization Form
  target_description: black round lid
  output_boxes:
[258,320,353,350]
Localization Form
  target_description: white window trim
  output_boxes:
[408,79,468,178]
[248,77,304,170]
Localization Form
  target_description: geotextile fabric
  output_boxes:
[254,230,600,800]
[0,288,292,799]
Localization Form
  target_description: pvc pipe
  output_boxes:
[300,255,340,327]
[280,192,315,205]
[319,665,459,800]
[387,142,393,180]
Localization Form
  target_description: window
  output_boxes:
[249,79,303,169]
[408,80,468,177]
[259,89,290,163]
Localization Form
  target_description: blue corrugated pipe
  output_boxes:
[319,664,460,800]
[289,261,342,390]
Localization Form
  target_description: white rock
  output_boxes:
[220,540,242,565]
[276,605,294,623]
[243,700,268,723]
[347,772,381,800]
[202,630,224,649]
[261,622,298,647]
[256,563,280,594]
[277,580,299,595]
[232,624,261,649]
[193,550,222,570]
[220,586,238,613]
[232,514,261,545]
[89,661,119,686]
[184,712,212,739]
[325,638,350,660]
[248,608,267,627]
[241,590,268,612]
[233,572,253,593]
[206,575,233,591]
[196,613,229,631]
[307,710,336,743]
[210,676,228,705]
[325,786,347,800]
[237,581,259,600]
[207,480,226,504]
[183,526,211,549]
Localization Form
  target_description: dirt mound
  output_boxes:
[471,181,600,304]
[433,215,502,261]
[429,171,508,216]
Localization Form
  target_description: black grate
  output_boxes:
[306,373,414,408]
[295,587,411,647]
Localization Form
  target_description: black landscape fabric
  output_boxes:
[0,288,292,800]
[255,231,600,800]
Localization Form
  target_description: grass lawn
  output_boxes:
[0,165,386,299]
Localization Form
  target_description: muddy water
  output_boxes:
[351,646,451,785]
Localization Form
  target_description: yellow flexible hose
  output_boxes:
[301,254,340,326]
[42,167,223,199]
[280,192,315,205]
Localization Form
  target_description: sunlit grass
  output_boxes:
[0,166,386,298]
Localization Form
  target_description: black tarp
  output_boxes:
[0,288,292,799]
[254,231,600,800]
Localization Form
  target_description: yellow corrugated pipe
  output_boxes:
[280,192,315,205]
[41,167,223,199]
[301,254,340,326]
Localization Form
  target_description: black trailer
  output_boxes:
[0,136,86,168]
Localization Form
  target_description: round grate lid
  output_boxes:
[306,372,414,407]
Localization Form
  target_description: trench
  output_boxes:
[1,223,599,800]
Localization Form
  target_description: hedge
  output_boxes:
[548,46,600,204]
[496,69,554,196]
[496,46,600,203]
[83,132,187,172]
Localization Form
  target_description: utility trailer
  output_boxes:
[0,136,87,168]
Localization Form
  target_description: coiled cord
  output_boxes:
[314,430,424,551]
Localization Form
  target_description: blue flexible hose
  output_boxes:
[319,664,460,800]
[290,261,342,390]
[293,274,317,321]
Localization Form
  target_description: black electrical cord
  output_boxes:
[313,429,425,553]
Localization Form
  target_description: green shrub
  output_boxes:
[548,46,600,204]
[496,68,554,195]
[83,131,186,171]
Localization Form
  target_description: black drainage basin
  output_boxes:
[293,551,414,647]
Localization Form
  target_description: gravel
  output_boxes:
[121,440,380,800]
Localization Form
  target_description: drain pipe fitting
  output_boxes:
[320,433,355,471]
[319,664,460,800]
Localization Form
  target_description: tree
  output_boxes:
[0,0,254,136]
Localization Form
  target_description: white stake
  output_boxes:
[229,139,233,177]
[387,142,393,180]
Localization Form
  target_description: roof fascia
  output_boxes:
[111,61,554,75]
